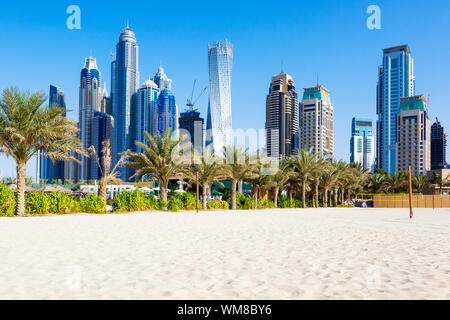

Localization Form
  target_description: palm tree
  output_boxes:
[385,173,408,194]
[247,153,271,210]
[431,173,450,195]
[184,148,226,210]
[0,87,85,216]
[366,172,388,194]
[126,130,189,204]
[320,163,340,208]
[89,139,129,202]
[264,161,292,208]
[286,149,319,208]
[221,145,254,210]
[412,175,429,194]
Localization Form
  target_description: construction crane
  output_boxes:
[186,80,207,111]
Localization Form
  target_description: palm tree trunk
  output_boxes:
[231,179,237,210]
[288,190,293,207]
[160,180,168,209]
[302,180,307,208]
[99,180,107,203]
[333,189,338,207]
[16,162,27,216]
[323,188,328,208]
[202,184,208,211]
[238,181,243,194]
[315,180,319,208]
[254,188,258,210]
[274,187,279,208]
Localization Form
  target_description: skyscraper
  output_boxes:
[265,71,299,158]
[91,111,114,180]
[133,79,160,152]
[431,119,447,170]
[101,83,112,115]
[350,118,375,172]
[78,57,101,181]
[377,45,415,173]
[113,24,139,181]
[300,85,334,161]
[38,85,69,183]
[206,40,233,154]
[179,109,204,155]
[157,89,178,135]
[396,95,430,175]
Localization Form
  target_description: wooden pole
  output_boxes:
[196,172,199,213]
[408,166,413,219]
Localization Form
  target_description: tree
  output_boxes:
[89,139,129,202]
[412,175,429,194]
[264,161,292,208]
[126,130,189,204]
[286,149,319,208]
[184,147,226,210]
[0,87,85,216]
[385,173,408,194]
[366,173,388,194]
[320,163,340,208]
[221,145,254,210]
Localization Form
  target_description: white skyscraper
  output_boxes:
[206,40,233,154]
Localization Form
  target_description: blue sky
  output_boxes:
[1,0,449,179]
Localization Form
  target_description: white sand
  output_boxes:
[0,208,449,300]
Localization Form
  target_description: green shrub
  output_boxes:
[113,190,157,212]
[207,200,230,210]
[25,191,51,215]
[257,199,275,209]
[80,195,105,214]
[181,192,197,210]
[167,195,184,212]
[48,191,79,214]
[0,184,16,217]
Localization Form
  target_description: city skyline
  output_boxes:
[1,0,450,178]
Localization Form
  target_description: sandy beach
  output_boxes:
[0,208,449,300]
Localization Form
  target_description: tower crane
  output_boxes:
[186,80,207,111]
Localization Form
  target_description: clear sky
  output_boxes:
[1,0,449,179]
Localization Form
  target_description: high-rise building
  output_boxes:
[113,24,139,181]
[91,111,114,180]
[377,45,415,173]
[206,40,233,154]
[78,57,101,181]
[350,118,375,172]
[38,85,69,183]
[396,95,430,175]
[157,89,178,135]
[153,65,172,91]
[300,85,334,161]
[431,119,447,170]
[265,71,299,158]
[179,109,204,154]
[133,79,160,152]
[101,83,112,115]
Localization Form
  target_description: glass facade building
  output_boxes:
[350,118,375,172]
[377,45,415,173]
[113,25,139,181]
[206,40,233,154]
[265,71,299,159]
[431,119,447,170]
[91,111,114,180]
[78,57,101,181]
[38,85,68,183]
[157,89,178,135]
[132,80,160,153]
